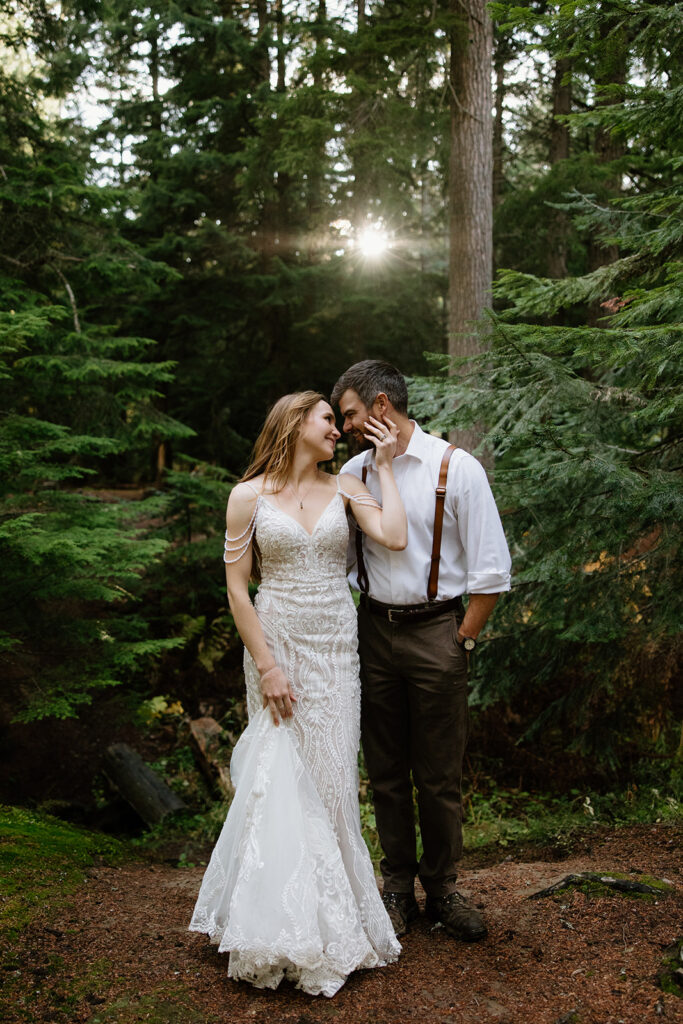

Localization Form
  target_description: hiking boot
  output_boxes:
[425,891,488,942]
[381,891,420,938]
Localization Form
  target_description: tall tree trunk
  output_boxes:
[547,56,572,279]
[348,0,371,228]
[492,46,506,210]
[589,16,627,272]
[307,0,327,259]
[275,0,290,253]
[148,22,170,477]
[447,0,493,454]
[255,0,271,83]
[275,0,286,92]
[588,14,628,321]
[254,1,274,261]
[549,57,571,165]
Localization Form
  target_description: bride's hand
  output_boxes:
[260,665,297,726]
[364,415,399,467]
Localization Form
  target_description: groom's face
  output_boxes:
[338,388,377,451]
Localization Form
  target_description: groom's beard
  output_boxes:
[346,434,373,457]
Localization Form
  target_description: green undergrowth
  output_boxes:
[127,759,682,873]
[0,806,128,940]
[459,765,682,854]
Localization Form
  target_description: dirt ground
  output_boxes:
[4,824,681,1024]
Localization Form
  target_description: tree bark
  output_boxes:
[492,45,506,209]
[275,0,286,92]
[447,0,493,454]
[587,14,628,323]
[307,0,327,258]
[549,56,571,165]
[274,0,290,252]
[589,16,627,273]
[255,0,271,83]
[547,56,572,279]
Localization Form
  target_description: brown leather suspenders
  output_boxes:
[428,445,455,600]
[355,445,455,600]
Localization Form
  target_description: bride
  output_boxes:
[189,391,407,997]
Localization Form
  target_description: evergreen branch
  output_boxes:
[0,569,60,615]
[0,252,30,269]
[633,437,682,460]
[492,317,534,366]
[50,266,81,333]
[46,250,85,264]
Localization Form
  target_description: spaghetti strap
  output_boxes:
[242,480,260,496]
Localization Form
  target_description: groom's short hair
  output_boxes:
[331,360,409,415]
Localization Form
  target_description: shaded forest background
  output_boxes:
[0,0,680,831]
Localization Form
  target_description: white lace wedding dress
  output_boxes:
[189,487,400,997]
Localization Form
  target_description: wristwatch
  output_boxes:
[457,633,477,652]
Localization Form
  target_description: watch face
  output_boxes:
[464,637,476,652]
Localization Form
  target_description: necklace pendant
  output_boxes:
[299,501,304,510]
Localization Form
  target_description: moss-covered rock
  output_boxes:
[530,870,674,901]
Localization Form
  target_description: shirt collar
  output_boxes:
[400,420,429,462]
[368,420,427,468]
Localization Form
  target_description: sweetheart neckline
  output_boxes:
[258,491,343,539]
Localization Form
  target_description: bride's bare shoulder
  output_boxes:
[336,472,364,495]
[227,478,263,520]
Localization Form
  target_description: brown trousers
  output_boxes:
[358,604,469,897]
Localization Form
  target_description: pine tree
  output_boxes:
[446,0,494,453]
[0,19,191,720]
[411,0,683,771]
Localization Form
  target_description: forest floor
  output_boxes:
[1,821,681,1024]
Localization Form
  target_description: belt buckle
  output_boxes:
[387,608,403,624]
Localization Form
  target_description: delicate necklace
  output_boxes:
[288,470,319,510]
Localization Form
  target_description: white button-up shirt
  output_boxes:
[342,422,511,604]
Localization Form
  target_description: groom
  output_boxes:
[332,360,511,941]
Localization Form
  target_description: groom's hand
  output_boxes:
[260,665,297,726]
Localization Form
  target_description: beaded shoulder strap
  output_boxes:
[223,482,259,564]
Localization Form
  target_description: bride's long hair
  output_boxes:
[241,391,327,491]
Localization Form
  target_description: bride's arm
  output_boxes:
[224,483,296,725]
[339,416,407,551]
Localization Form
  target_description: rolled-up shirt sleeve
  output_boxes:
[451,455,511,594]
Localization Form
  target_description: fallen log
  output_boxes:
[102,743,187,827]
[189,716,234,798]
[530,871,673,900]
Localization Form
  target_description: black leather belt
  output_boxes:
[359,593,464,624]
